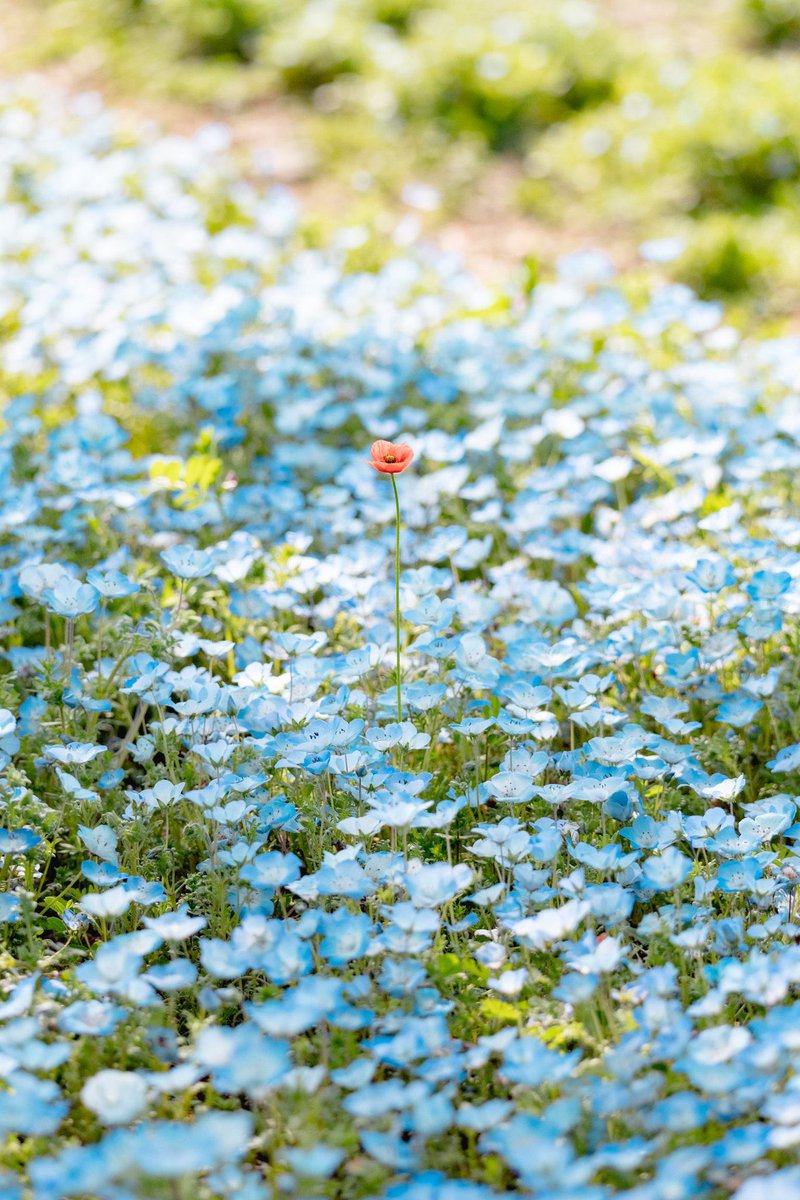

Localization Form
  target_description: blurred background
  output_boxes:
[3,0,800,321]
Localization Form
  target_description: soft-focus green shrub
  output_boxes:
[35,0,626,146]
[152,0,273,61]
[674,210,800,306]
[740,0,800,47]
[675,214,778,300]
[516,52,800,305]
[391,2,623,151]
[521,56,800,221]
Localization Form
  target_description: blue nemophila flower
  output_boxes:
[133,779,186,811]
[81,1069,148,1125]
[500,1036,581,1088]
[81,885,135,919]
[0,1074,68,1137]
[319,909,373,964]
[58,999,128,1037]
[0,893,23,922]
[0,827,41,854]
[142,906,207,940]
[0,709,19,764]
[194,1025,291,1094]
[563,931,625,974]
[240,850,302,890]
[78,824,118,864]
[40,574,100,617]
[484,771,535,805]
[717,693,762,727]
[43,741,107,765]
[247,977,346,1036]
[81,860,125,887]
[160,544,215,579]
[129,1110,255,1178]
[405,862,472,907]
[283,1145,345,1178]
[745,570,792,602]
[717,859,764,893]
[511,899,590,950]
[686,558,736,593]
[86,567,140,598]
[639,847,693,891]
[144,959,199,991]
[620,815,679,852]
[768,743,800,774]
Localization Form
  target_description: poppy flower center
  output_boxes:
[384,454,396,463]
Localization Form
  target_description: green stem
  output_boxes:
[391,473,402,722]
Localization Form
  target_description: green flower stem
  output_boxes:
[391,473,402,722]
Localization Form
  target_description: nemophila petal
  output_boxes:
[485,772,535,804]
[717,859,764,893]
[240,850,302,889]
[44,741,107,765]
[81,860,125,887]
[144,960,198,992]
[81,885,134,919]
[160,544,215,579]
[768,743,800,774]
[717,694,762,727]
[124,877,167,906]
[283,1145,345,1178]
[142,907,207,940]
[81,1069,148,1125]
[0,972,39,1020]
[42,578,100,617]
[0,827,41,854]
[58,999,127,1037]
[405,862,472,907]
[639,847,693,891]
[78,824,118,864]
[86,567,139,597]
[511,899,590,950]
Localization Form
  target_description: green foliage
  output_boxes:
[30,0,626,147]
[389,2,622,152]
[740,0,800,47]
[674,213,782,301]
[520,52,800,306]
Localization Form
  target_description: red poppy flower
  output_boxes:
[368,439,414,474]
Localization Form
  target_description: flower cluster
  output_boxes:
[2,84,800,1200]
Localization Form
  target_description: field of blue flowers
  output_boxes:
[5,79,800,1200]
